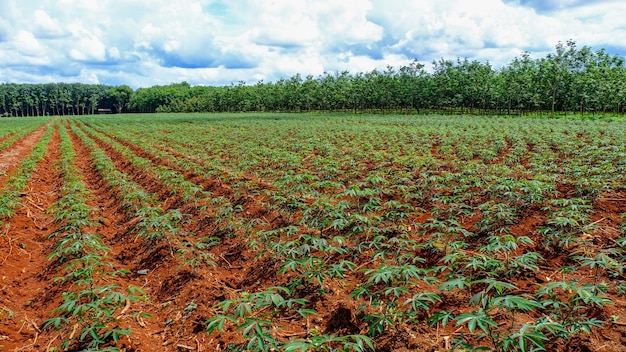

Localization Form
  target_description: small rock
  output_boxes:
[137,269,149,275]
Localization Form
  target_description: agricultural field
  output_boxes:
[0,112,625,352]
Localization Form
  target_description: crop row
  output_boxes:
[0,123,54,225]
[69,122,188,252]
[72,121,249,272]
[0,118,49,151]
[43,122,147,351]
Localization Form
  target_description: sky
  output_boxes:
[0,0,625,88]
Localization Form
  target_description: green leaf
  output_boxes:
[428,310,454,328]
[283,340,311,352]
[439,278,467,292]
[206,314,237,334]
[455,310,497,333]
[403,291,441,312]
[234,302,253,318]
[492,295,542,312]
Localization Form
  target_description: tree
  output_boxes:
[110,85,133,114]
[537,40,578,117]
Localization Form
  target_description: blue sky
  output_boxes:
[0,0,624,88]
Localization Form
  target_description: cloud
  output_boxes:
[122,1,256,70]
[0,0,624,88]
[367,0,556,66]
[14,31,47,57]
[152,47,257,70]
[66,24,107,62]
[246,2,319,48]
[502,0,611,13]
[312,1,383,47]
[33,10,68,39]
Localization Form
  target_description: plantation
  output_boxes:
[0,112,625,351]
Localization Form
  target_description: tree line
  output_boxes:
[2,40,625,117]
[0,83,133,117]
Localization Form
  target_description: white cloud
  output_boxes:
[79,68,100,84]
[246,1,320,47]
[33,10,67,38]
[108,47,120,59]
[309,0,384,47]
[0,0,623,87]
[14,31,46,57]
[369,0,553,62]
[66,24,107,62]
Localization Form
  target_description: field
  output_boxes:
[0,113,625,351]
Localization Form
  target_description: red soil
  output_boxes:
[1,125,62,350]
[0,128,48,186]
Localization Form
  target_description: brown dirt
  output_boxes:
[0,126,48,186]
[66,123,168,351]
[0,124,61,351]
[0,132,16,145]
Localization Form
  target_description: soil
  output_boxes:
[1,125,63,351]
[0,128,47,184]
[0,120,625,351]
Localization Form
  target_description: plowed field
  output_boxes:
[0,113,625,351]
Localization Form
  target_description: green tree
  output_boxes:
[110,85,133,114]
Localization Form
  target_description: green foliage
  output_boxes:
[204,286,370,352]
[0,82,115,117]
[43,285,146,350]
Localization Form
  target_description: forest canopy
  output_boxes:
[1,40,624,117]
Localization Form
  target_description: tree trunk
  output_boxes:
[551,84,557,118]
